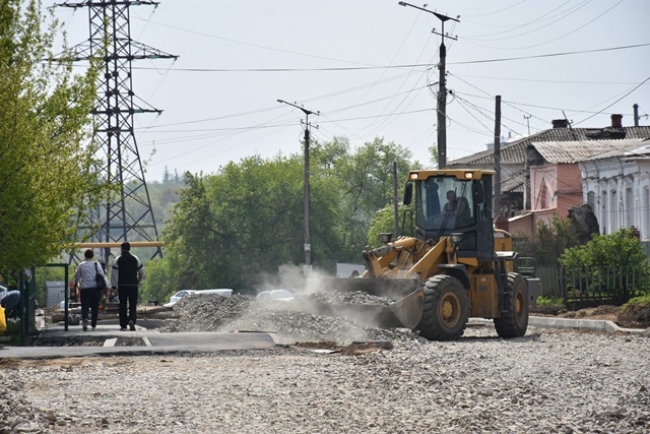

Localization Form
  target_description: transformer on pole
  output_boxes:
[54,1,178,263]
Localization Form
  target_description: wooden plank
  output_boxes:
[76,241,164,248]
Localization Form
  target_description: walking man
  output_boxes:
[111,242,145,331]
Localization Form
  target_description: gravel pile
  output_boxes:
[161,293,423,345]
[300,290,395,306]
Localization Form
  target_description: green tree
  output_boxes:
[427,143,439,168]
[367,204,412,248]
[142,137,414,299]
[162,166,171,183]
[318,137,412,262]
[142,155,343,300]
[513,215,580,266]
[0,0,103,277]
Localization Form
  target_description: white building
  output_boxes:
[579,139,650,239]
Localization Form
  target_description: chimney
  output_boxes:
[552,119,569,129]
[611,114,623,128]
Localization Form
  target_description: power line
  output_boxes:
[462,0,528,18]
[449,43,650,65]
[573,75,650,126]
[119,42,650,72]
[464,0,589,42]
[468,0,623,49]
[452,73,644,86]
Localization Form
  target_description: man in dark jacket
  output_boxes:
[111,242,145,331]
[1,290,21,319]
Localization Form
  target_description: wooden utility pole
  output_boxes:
[494,95,502,217]
[277,99,319,272]
[392,162,399,239]
[398,2,458,169]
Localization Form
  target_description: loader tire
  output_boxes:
[494,272,529,338]
[417,274,468,341]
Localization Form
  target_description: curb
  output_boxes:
[528,316,649,336]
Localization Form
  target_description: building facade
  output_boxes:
[579,140,650,239]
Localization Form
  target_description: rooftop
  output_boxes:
[449,125,650,167]
[531,138,645,164]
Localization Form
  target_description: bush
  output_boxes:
[560,229,649,298]
[2,318,22,345]
[560,229,646,270]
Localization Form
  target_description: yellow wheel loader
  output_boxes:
[334,169,529,341]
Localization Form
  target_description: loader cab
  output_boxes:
[406,169,495,259]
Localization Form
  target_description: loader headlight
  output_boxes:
[451,232,463,245]
[378,233,392,244]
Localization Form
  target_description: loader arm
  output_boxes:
[362,237,423,278]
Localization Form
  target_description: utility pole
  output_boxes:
[392,162,399,239]
[524,114,531,136]
[277,99,320,273]
[55,0,177,265]
[494,95,502,217]
[399,2,459,169]
[633,104,640,127]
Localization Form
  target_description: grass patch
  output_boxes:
[622,293,650,309]
[536,296,564,306]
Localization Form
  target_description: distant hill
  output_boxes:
[145,177,186,233]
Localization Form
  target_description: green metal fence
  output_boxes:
[563,263,650,308]
[11,264,70,345]
[33,263,70,333]
[536,267,563,299]
[531,263,650,308]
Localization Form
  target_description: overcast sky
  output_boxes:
[51,0,650,182]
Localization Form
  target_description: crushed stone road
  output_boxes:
[1,293,649,433]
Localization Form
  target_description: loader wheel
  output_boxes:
[494,272,529,338]
[416,275,468,341]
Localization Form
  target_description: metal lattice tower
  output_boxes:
[55,1,178,261]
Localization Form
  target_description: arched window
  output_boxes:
[540,183,548,209]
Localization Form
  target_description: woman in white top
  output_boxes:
[74,249,108,331]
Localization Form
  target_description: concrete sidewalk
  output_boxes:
[528,315,650,336]
[0,323,278,359]
[1,316,648,360]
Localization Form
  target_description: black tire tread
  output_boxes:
[494,272,529,338]
[417,274,469,341]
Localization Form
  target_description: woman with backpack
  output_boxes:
[74,249,109,331]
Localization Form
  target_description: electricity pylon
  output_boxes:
[54,0,178,263]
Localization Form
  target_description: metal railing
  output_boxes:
[520,262,650,308]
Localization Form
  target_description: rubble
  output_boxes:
[161,292,424,345]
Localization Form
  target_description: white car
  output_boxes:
[256,289,294,302]
[164,290,197,307]
[164,288,233,307]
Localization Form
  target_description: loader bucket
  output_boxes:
[310,277,422,329]
[325,277,419,300]
[389,288,424,329]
